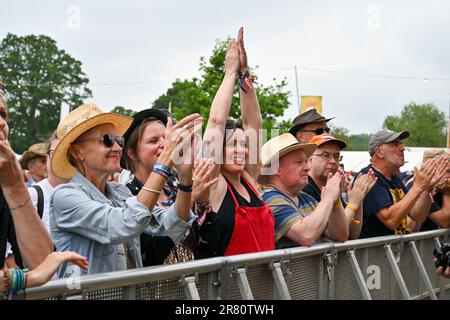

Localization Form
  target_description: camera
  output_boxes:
[433,242,450,271]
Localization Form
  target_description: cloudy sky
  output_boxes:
[1,0,449,134]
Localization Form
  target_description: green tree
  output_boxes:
[111,106,135,117]
[383,102,446,147]
[152,39,291,136]
[330,124,372,151]
[0,33,91,153]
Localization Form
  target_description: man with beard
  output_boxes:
[358,129,447,238]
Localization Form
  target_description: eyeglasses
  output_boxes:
[75,134,125,148]
[312,153,343,162]
[299,127,331,135]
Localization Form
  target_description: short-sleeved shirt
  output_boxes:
[358,165,409,238]
[261,185,319,248]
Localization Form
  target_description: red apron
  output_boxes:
[223,177,275,256]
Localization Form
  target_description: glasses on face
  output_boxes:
[312,153,343,162]
[300,127,331,135]
[76,134,125,148]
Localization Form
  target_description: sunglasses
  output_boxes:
[76,134,125,148]
[300,127,331,135]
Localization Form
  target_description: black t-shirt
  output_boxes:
[126,177,175,266]
[0,190,22,267]
[358,165,409,238]
[303,176,346,205]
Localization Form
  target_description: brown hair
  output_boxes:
[223,118,244,146]
[121,118,164,173]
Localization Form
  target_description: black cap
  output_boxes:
[122,108,169,147]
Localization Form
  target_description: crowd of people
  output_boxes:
[1,27,450,299]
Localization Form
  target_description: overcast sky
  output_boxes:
[1,0,449,134]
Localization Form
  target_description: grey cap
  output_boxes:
[368,129,409,156]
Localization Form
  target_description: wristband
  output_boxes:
[346,203,358,214]
[177,183,193,192]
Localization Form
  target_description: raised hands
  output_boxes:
[347,169,378,208]
[158,113,202,167]
[321,172,343,203]
[165,114,203,184]
[224,38,240,75]
[237,27,248,73]
[0,139,24,189]
[192,159,219,203]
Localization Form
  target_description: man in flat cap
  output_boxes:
[357,129,447,238]
[19,143,48,187]
[289,109,334,143]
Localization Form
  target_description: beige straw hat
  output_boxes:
[19,143,47,169]
[51,103,132,179]
[257,133,316,185]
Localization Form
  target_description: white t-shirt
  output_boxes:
[28,178,54,232]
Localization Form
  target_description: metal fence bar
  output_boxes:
[236,268,254,300]
[347,249,372,300]
[409,241,437,300]
[181,276,200,300]
[269,262,291,300]
[14,229,450,300]
[385,244,411,300]
[124,285,136,300]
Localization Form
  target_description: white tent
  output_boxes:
[341,147,430,174]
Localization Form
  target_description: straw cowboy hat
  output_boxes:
[19,143,47,169]
[51,103,132,179]
[257,133,316,184]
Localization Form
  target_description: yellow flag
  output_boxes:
[301,96,323,115]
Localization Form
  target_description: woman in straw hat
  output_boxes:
[50,103,201,277]
[121,108,196,266]
[192,28,275,258]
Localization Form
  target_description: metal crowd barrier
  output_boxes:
[16,229,450,300]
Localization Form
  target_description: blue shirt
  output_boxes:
[358,165,409,238]
[261,186,319,248]
[50,172,195,277]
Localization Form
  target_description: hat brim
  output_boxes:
[123,109,168,145]
[52,113,132,180]
[19,152,46,169]
[386,130,410,143]
[257,143,317,185]
[288,117,335,135]
[316,138,347,150]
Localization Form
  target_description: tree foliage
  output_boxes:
[0,33,91,153]
[111,106,135,117]
[152,39,291,135]
[383,102,446,147]
[330,124,372,151]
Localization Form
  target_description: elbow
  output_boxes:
[438,220,450,229]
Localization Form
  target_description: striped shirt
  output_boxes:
[261,186,319,248]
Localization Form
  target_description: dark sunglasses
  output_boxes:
[300,127,331,135]
[76,134,125,148]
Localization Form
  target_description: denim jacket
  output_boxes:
[50,172,194,277]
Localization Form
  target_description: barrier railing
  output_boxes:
[15,229,450,300]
